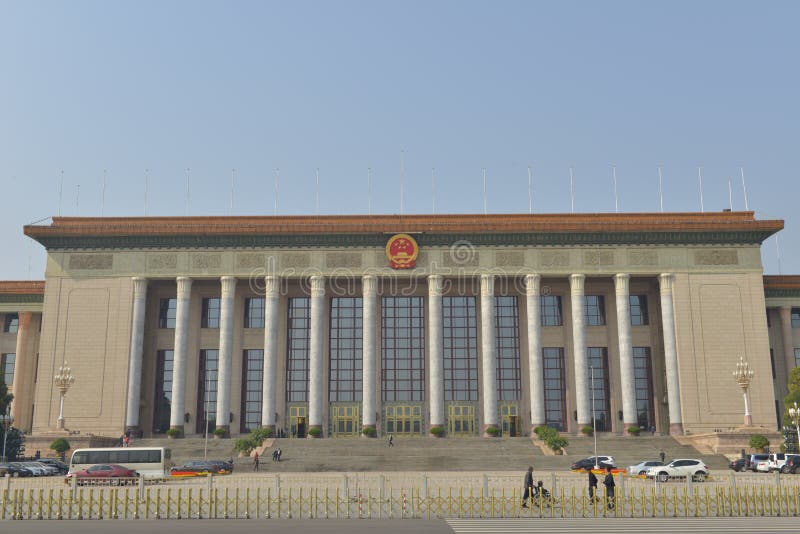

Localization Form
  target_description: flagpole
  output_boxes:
[657,166,664,213]
[612,164,619,213]
[528,165,533,214]
[569,166,575,213]
[740,167,749,210]
[698,166,705,212]
[482,168,487,215]
[101,169,107,217]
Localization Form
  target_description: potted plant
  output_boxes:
[429,425,445,438]
[307,427,322,438]
[485,426,501,437]
[627,425,641,436]
[581,426,594,437]
[361,427,377,438]
[166,428,181,439]
[213,427,227,439]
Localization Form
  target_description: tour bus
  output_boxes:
[68,447,171,479]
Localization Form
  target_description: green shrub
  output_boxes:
[361,427,377,437]
[429,426,445,437]
[213,427,227,437]
[581,426,594,436]
[485,426,501,437]
[546,435,569,452]
[307,427,322,438]
[50,437,70,455]
[250,426,274,443]
[234,437,257,453]
[535,426,557,442]
[749,434,770,451]
[627,425,641,436]
[166,428,181,438]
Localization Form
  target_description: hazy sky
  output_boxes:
[1,1,797,279]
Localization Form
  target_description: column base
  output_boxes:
[623,423,640,436]
[57,418,65,430]
[482,424,500,437]
[669,423,685,436]
[307,425,323,438]
[743,415,753,427]
[361,424,377,438]
[428,424,445,438]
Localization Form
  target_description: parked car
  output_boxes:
[729,458,747,472]
[746,454,769,472]
[571,456,616,470]
[628,460,664,476]
[170,461,222,476]
[23,461,59,476]
[37,458,69,475]
[208,459,234,473]
[0,463,34,477]
[783,455,800,474]
[14,462,47,476]
[646,459,710,482]
[65,464,138,485]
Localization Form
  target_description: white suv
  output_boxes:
[646,459,710,482]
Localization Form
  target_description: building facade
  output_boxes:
[2,211,798,439]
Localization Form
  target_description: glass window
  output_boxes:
[197,349,219,432]
[201,297,221,329]
[633,347,654,430]
[443,296,478,401]
[543,347,566,430]
[153,350,174,433]
[3,314,18,333]
[585,296,605,326]
[1,353,15,386]
[382,297,425,402]
[286,298,310,402]
[329,297,363,402]
[793,308,800,328]
[244,298,265,329]
[158,298,176,329]
[541,295,563,327]
[241,349,264,432]
[795,348,800,368]
[587,347,610,431]
[495,296,521,401]
[630,295,649,326]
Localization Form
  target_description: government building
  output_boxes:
[1,211,799,442]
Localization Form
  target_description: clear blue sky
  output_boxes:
[1,1,797,279]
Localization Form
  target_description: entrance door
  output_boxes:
[501,404,519,437]
[447,404,476,436]
[289,406,307,438]
[330,405,360,437]
[385,405,424,435]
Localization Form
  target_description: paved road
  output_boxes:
[445,517,800,533]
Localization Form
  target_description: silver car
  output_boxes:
[628,460,665,476]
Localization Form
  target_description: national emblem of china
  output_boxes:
[386,233,419,269]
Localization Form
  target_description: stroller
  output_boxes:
[530,481,555,508]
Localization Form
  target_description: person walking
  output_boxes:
[603,466,616,510]
[587,466,598,503]
[277,448,282,462]
[388,434,394,447]
[659,449,666,464]
[521,466,534,507]
[253,452,259,472]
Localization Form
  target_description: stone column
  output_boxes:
[570,274,590,429]
[659,273,683,436]
[480,274,498,434]
[261,276,280,430]
[9,312,33,427]
[526,274,545,430]
[215,276,237,436]
[614,273,637,433]
[125,277,148,434]
[428,274,444,432]
[362,275,378,434]
[169,276,192,434]
[308,276,325,436]
[779,306,796,377]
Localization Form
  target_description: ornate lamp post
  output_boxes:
[54,363,76,430]
[732,356,754,427]
[788,402,800,454]
[0,410,14,462]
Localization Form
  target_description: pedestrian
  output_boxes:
[388,434,394,447]
[659,449,666,464]
[521,466,534,507]
[603,466,616,510]
[587,466,598,503]
[650,425,656,437]
[123,435,130,447]
[277,448,282,462]
[253,452,259,472]
[272,449,278,462]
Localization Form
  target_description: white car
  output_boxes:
[646,459,710,482]
[16,462,47,476]
[628,460,665,476]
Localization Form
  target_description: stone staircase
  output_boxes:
[137,433,731,473]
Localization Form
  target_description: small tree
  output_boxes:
[749,434,770,452]
[429,426,445,437]
[581,426,594,436]
[627,425,641,436]
[50,438,71,460]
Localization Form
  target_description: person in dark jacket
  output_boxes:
[587,466,598,502]
[603,466,616,510]
[521,466,534,507]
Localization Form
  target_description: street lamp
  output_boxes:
[0,410,13,462]
[54,362,76,430]
[591,367,598,469]
[732,356,754,427]
[788,402,800,454]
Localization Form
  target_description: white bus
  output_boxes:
[68,447,171,479]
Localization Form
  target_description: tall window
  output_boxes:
[793,308,800,328]
[241,349,264,432]
[495,296,521,401]
[630,295,649,326]
[201,297,221,329]
[1,353,15,386]
[329,297,363,402]
[633,347,654,430]
[541,296,563,326]
[286,298,310,403]
[587,347,610,432]
[197,349,219,433]
[795,348,800,368]
[585,296,605,326]
[382,297,425,402]
[153,350,173,433]
[244,298,265,328]
[543,347,566,430]
[158,299,177,329]
[3,314,18,333]
[443,296,478,401]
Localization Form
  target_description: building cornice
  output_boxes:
[764,275,800,298]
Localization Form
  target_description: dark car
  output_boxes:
[209,459,234,473]
[38,458,70,474]
[0,462,34,477]
[570,456,616,471]
[729,458,747,472]
[170,461,222,476]
[65,464,138,485]
[784,455,800,474]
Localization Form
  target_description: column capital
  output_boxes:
[779,304,792,314]
[310,275,326,297]
[658,273,674,294]
[17,311,33,330]
[176,276,193,297]
[525,273,541,296]
[132,277,148,298]
[221,275,237,296]
[264,275,280,296]
[614,273,630,295]
[569,274,586,295]
[480,274,495,297]
[362,274,378,295]
[428,274,443,296]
